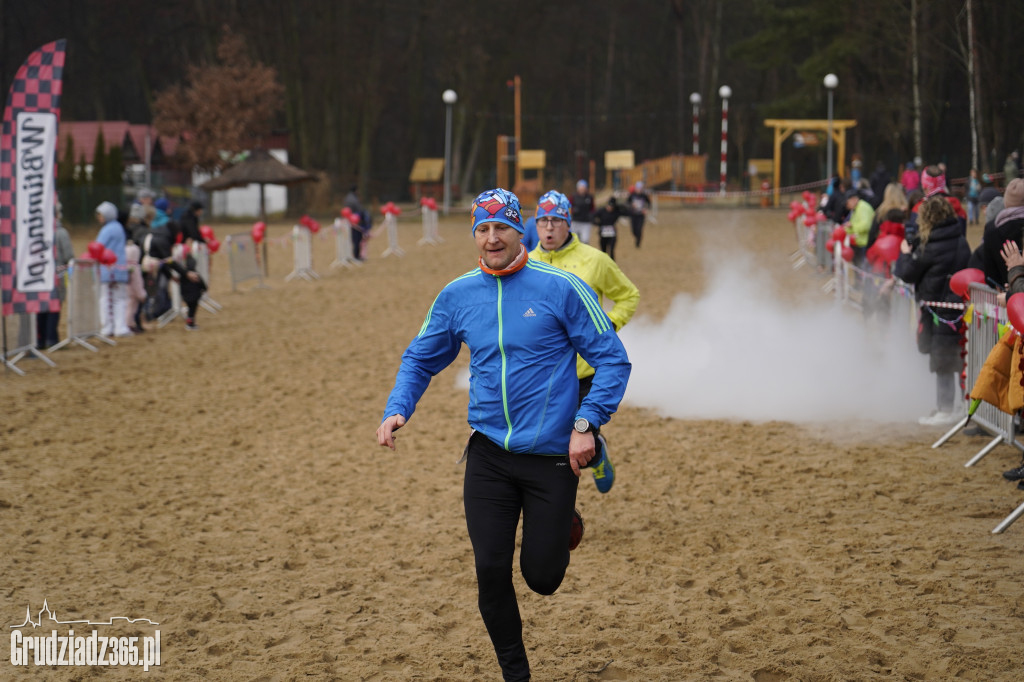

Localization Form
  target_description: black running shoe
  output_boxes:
[1002,465,1024,482]
[569,509,584,551]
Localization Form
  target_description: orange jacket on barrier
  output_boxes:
[969,330,1024,414]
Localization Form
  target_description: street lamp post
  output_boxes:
[824,74,838,182]
[442,89,458,215]
[689,92,701,156]
[718,85,731,195]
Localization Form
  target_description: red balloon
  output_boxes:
[949,267,986,299]
[87,241,105,259]
[309,220,321,234]
[873,234,901,264]
[1008,294,1024,332]
[803,214,817,227]
[199,224,215,240]
[350,212,361,226]
[787,209,800,222]
[341,207,353,219]
[825,239,836,252]
[392,205,402,216]
[101,247,117,266]
[426,198,437,211]
[841,245,854,262]
[251,221,266,244]
[381,202,393,215]
[831,226,847,242]
[802,191,816,205]
[207,238,221,254]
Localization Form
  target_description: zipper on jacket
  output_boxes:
[495,276,514,448]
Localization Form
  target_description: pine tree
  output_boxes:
[92,130,108,185]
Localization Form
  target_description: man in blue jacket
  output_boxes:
[377,188,631,682]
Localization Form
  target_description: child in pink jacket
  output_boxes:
[125,243,148,333]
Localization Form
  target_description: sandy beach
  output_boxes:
[2,205,1021,680]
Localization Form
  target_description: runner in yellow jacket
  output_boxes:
[529,190,640,493]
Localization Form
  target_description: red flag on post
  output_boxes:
[0,39,67,316]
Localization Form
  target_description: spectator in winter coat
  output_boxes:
[571,179,596,245]
[35,203,74,349]
[95,201,133,338]
[979,179,1024,288]
[894,196,972,426]
[904,165,967,244]
[901,161,921,193]
[124,242,148,333]
[867,183,909,248]
[869,162,891,205]
[844,189,875,266]
[179,200,206,244]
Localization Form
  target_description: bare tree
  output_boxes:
[911,0,922,162]
[153,26,284,172]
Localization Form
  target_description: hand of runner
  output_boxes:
[377,414,406,450]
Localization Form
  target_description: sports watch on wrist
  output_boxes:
[573,417,593,434]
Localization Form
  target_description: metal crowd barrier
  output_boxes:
[920,282,1024,533]
[794,212,1024,533]
[225,232,266,292]
[192,242,222,315]
[157,244,186,328]
[2,312,56,375]
[49,258,114,353]
[930,283,1021,466]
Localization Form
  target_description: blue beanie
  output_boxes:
[470,188,524,233]
[536,190,572,226]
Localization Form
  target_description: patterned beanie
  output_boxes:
[921,165,947,197]
[535,190,572,226]
[470,188,524,233]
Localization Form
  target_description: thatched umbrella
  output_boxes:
[200,147,317,220]
[200,148,317,275]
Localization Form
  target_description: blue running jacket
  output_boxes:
[383,258,631,455]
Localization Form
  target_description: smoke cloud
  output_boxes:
[618,252,935,423]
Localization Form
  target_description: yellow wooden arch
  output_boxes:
[763,118,857,206]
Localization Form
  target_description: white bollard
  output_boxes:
[331,217,360,268]
[381,213,405,258]
[285,225,320,281]
[418,205,442,245]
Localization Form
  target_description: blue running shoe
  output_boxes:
[591,435,615,493]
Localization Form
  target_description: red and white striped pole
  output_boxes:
[689,92,701,155]
[718,85,731,195]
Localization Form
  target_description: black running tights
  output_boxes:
[463,432,579,682]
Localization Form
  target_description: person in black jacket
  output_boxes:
[591,196,629,260]
[979,179,1024,288]
[179,200,207,245]
[166,240,208,331]
[894,195,972,425]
